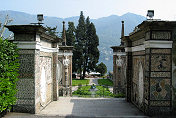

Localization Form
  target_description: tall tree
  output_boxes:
[74,11,100,79]
[66,22,75,46]
[82,17,91,79]
[87,22,99,72]
[96,62,107,76]
[75,11,86,79]
[65,22,78,72]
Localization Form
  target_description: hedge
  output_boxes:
[0,38,19,112]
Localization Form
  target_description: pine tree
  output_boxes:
[74,11,100,79]
[87,22,99,72]
[65,22,77,72]
[82,17,91,79]
[66,22,76,46]
[46,26,58,36]
[75,11,86,79]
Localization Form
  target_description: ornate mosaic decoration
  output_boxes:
[150,79,171,100]
[152,31,171,40]
[151,55,170,71]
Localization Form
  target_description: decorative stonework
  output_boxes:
[150,79,171,100]
[132,38,145,46]
[152,31,171,40]
[122,21,174,115]
[6,25,73,114]
[151,55,171,71]
[132,51,145,55]
[151,72,171,78]
[151,49,171,54]
[18,54,34,79]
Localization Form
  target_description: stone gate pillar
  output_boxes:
[123,21,176,115]
[58,46,73,96]
[111,46,126,94]
[6,25,61,114]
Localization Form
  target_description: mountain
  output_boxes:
[0,10,146,72]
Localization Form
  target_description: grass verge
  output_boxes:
[72,79,90,86]
[98,79,113,86]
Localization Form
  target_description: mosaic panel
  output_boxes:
[16,99,35,105]
[151,49,171,54]
[151,72,171,77]
[148,107,171,116]
[151,55,171,71]
[150,101,170,107]
[18,54,34,79]
[152,31,171,40]
[16,79,35,99]
[13,105,35,113]
[150,79,171,100]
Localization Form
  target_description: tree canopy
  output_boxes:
[74,11,100,79]
[96,62,107,76]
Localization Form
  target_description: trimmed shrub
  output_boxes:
[0,38,19,112]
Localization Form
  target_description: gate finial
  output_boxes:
[62,21,66,46]
[121,21,125,46]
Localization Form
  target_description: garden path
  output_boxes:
[88,77,101,85]
[4,97,148,118]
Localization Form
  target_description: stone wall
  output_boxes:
[123,21,175,115]
[5,25,72,114]
[111,48,126,95]
[58,47,73,96]
[14,50,35,113]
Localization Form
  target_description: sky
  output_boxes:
[1,0,176,20]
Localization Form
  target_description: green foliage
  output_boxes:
[72,79,90,86]
[46,26,58,36]
[73,11,100,79]
[98,79,113,86]
[72,85,115,98]
[0,38,19,112]
[87,22,99,72]
[74,11,86,79]
[66,22,76,46]
[96,62,107,76]
[72,86,91,97]
[95,86,113,97]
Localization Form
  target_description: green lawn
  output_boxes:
[98,79,113,86]
[72,79,90,86]
[72,85,113,98]
[72,85,91,97]
[95,86,113,97]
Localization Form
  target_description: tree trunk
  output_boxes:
[82,66,86,79]
[79,66,82,79]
